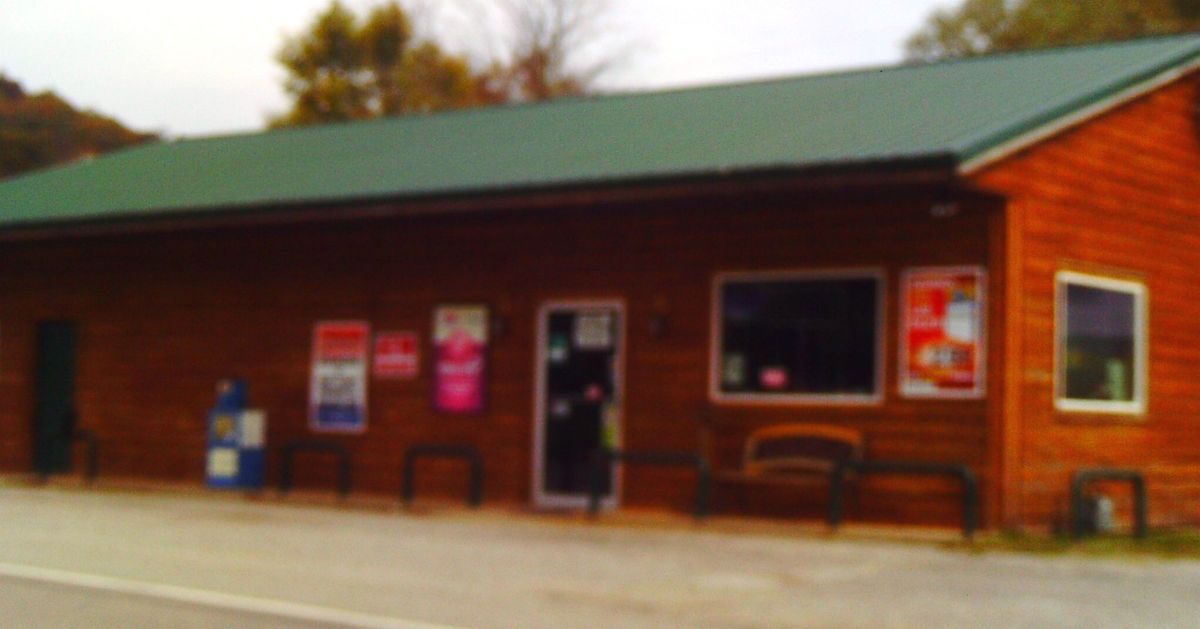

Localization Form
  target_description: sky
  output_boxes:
[0,0,953,137]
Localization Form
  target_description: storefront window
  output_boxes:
[713,270,882,403]
[1055,271,1147,414]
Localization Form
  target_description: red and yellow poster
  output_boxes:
[901,268,985,398]
[433,305,489,414]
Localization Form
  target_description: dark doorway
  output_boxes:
[32,321,79,476]
[535,302,623,509]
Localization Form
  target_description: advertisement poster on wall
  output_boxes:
[309,321,370,432]
[901,267,986,398]
[373,332,419,379]
[433,305,489,414]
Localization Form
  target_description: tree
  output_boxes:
[0,73,157,180]
[906,0,1200,60]
[472,0,618,102]
[272,0,622,127]
[271,1,481,127]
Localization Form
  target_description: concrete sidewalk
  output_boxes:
[0,483,1197,628]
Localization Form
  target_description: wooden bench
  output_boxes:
[712,423,864,488]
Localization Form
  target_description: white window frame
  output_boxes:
[531,299,626,511]
[708,268,886,406]
[1054,270,1148,415]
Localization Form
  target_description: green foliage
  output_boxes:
[907,0,1200,60]
[396,42,480,114]
[271,1,483,127]
[0,74,156,180]
[969,529,1200,560]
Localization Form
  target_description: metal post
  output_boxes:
[1132,475,1148,539]
[468,454,483,508]
[828,460,977,540]
[961,468,979,540]
[1070,473,1086,540]
[402,452,416,505]
[828,462,848,529]
[337,452,352,498]
[279,441,352,498]
[402,445,484,508]
[587,449,607,518]
[694,458,711,519]
[279,446,294,494]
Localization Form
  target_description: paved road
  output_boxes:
[0,485,1197,628]
[0,577,334,629]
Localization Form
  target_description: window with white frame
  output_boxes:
[712,270,883,403]
[1055,271,1147,414]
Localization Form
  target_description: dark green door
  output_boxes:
[33,321,78,475]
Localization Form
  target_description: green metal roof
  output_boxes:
[2,34,1199,229]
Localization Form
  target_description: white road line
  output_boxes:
[0,562,459,629]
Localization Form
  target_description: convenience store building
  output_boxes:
[1,35,1198,530]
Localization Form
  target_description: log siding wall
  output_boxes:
[973,71,1200,529]
[0,188,997,525]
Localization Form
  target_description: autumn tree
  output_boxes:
[271,1,479,127]
[273,0,621,126]
[472,0,619,102]
[906,0,1200,60]
[0,73,157,180]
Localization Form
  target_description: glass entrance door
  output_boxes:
[534,301,623,509]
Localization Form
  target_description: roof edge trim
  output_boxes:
[958,55,1200,175]
[0,156,959,242]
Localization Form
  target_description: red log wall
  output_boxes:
[973,71,1200,529]
[0,186,998,525]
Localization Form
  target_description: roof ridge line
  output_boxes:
[161,32,1200,146]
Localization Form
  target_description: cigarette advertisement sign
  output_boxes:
[374,332,419,379]
[433,305,489,414]
[310,321,370,432]
[901,268,986,398]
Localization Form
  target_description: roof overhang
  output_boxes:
[0,155,964,243]
[959,56,1200,174]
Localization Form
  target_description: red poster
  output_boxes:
[901,268,985,398]
[433,305,488,413]
[374,332,419,379]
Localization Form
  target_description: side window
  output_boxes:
[1055,271,1147,415]
[712,270,883,404]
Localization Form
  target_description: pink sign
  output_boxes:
[374,332,419,379]
[433,305,488,413]
[760,367,789,391]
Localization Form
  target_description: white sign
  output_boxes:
[574,312,613,349]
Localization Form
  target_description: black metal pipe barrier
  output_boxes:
[587,449,711,519]
[72,429,99,484]
[1070,468,1148,539]
[278,440,352,498]
[402,444,483,508]
[830,460,979,540]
